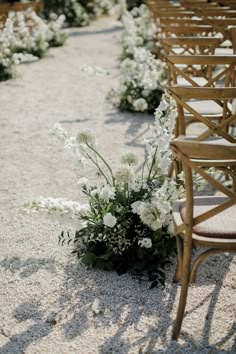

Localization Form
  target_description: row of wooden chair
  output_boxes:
[146,0,236,342]
[0,1,41,22]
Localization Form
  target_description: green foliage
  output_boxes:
[59,181,176,288]
[118,87,163,114]
[126,0,144,11]
[0,63,15,81]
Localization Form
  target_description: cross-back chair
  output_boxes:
[161,37,222,59]
[166,55,236,87]
[160,18,204,27]
[159,25,215,39]
[170,138,236,340]
[168,86,236,142]
[0,1,41,23]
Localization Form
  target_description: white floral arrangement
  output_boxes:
[9,9,67,57]
[43,0,116,27]
[0,9,67,81]
[89,0,116,16]
[24,94,182,287]
[108,47,167,113]
[120,4,157,60]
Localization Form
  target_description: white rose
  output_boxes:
[103,213,117,228]
[138,238,152,249]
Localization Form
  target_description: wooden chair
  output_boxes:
[170,138,236,340]
[0,1,41,23]
[161,37,222,58]
[168,86,236,141]
[160,18,204,27]
[165,55,236,87]
[159,25,215,39]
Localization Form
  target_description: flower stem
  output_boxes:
[86,143,115,186]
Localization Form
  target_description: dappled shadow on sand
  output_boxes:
[105,110,153,150]
[0,256,57,278]
[0,254,235,353]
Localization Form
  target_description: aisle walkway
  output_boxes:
[0,16,235,354]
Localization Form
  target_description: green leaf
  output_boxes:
[81,252,97,266]
[149,280,158,290]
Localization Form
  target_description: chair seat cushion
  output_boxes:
[187,100,222,116]
[180,196,236,238]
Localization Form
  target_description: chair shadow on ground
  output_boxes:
[0,254,235,353]
[105,110,153,149]
[69,25,123,38]
[0,256,57,278]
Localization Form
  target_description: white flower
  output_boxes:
[121,152,139,166]
[91,189,98,198]
[158,100,169,111]
[139,202,163,231]
[103,213,117,228]
[131,201,144,214]
[133,98,148,112]
[77,177,89,187]
[138,238,152,249]
[99,186,116,203]
[50,123,67,142]
[115,165,135,185]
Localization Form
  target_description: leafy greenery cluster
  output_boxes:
[60,180,176,288]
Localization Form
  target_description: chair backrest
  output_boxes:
[165,55,236,86]
[160,25,215,39]
[197,9,236,17]
[170,138,236,237]
[160,18,204,27]
[168,86,236,141]
[161,37,222,57]
[152,10,195,20]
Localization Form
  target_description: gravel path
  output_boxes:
[0,16,235,354]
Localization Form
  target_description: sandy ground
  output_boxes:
[0,16,235,354]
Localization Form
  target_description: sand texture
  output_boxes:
[0,16,235,354]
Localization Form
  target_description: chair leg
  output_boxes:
[173,235,183,283]
[190,248,235,283]
[172,242,192,341]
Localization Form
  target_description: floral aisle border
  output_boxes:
[24,93,182,288]
[0,8,67,81]
[42,0,117,28]
[108,3,166,113]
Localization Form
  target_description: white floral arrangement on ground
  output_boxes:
[43,0,116,27]
[120,4,157,60]
[24,93,182,287]
[0,9,67,81]
[9,9,67,57]
[108,47,167,113]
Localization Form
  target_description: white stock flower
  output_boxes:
[158,100,169,111]
[24,197,89,228]
[103,213,117,228]
[99,185,116,203]
[138,238,152,249]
